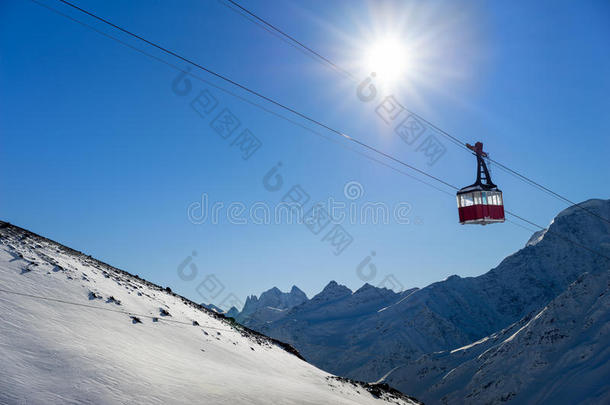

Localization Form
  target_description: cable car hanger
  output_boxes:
[456,142,505,225]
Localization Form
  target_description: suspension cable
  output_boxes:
[26,0,610,262]
[219,0,610,226]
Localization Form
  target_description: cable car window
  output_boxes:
[482,192,488,205]
[463,194,473,206]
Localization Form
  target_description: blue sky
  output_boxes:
[1,0,609,310]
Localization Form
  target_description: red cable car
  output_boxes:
[457,142,505,225]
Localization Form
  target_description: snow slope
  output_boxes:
[0,222,420,405]
[383,269,610,404]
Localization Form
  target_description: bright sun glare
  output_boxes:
[364,37,409,86]
[342,2,478,109]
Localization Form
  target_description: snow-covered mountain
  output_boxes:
[240,199,610,386]
[383,268,610,404]
[236,285,308,328]
[255,281,419,378]
[0,221,421,405]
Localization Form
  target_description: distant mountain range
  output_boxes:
[234,199,610,403]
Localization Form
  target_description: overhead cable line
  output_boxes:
[29,0,504,203]
[220,0,610,226]
[32,0,610,261]
[222,0,354,80]
[218,0,466,151]
[49,0,458,192]
[28,0,453,198]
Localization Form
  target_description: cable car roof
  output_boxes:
[457,184,502,194]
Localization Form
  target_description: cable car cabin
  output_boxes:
[457,188,504,225]
[457,142,505,225]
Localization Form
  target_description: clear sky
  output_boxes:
[2,0,609,310]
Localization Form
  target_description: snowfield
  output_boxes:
[0,222,420,405]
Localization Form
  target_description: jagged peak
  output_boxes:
[257,285,307,299]
[322,280,348,291]
[261,286,282,297]
[354,283,377,293]
[314,281,352,300]
[291,285,306,296]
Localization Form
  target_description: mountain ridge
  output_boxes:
[383,268,610,404]
[236,199,610,386]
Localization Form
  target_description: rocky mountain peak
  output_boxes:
[314,281,352,301]
[290,285,305,294]
[236,285,309,325]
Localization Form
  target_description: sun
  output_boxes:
[363,37,409,87]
